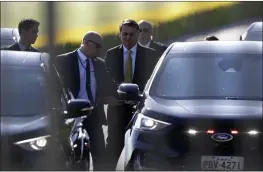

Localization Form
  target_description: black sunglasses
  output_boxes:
[86,40,103,48]
[139,28,149,33]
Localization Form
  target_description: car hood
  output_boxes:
[1,114,50,142]
[140,96,262,121]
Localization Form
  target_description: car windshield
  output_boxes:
[150,53,262,100]
[244,31,262,41]
[1,65,50,116]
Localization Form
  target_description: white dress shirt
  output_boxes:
[123,44,137,79]
[76,49,96,103]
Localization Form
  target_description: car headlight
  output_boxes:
[14,135,50,151]
[133,113,171,131]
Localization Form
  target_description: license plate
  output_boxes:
[201,156,244,171]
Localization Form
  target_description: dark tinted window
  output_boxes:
[150,53,262,100]
[1,65,49,116]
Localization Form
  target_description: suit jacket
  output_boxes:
[105,43,158,125]
[105,43,158,92]
[1,42,40,52]
[53,49,117,124]
[149,40,168,58]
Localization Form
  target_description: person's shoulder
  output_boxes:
[152,41,168,49]
[56,50,76,58]
[138,43,156,53]
[106,44,122,53]
[95,57,105,63]
[55,50,76,64]
[31,47,41,52]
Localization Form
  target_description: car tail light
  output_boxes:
[206,129,215,134]
[231,130,239,135]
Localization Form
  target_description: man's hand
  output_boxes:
[104,96,124,106]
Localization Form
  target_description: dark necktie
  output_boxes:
[86,59,94,105]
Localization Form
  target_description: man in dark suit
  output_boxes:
[138,20,168,58]
[104,19,158,170]
[53,31,118,170]
[1,18,40,52]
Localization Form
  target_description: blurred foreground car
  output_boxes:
[1,28,19,47]
[0,51,92,170]
[240,22,262,41]
[118,41,263,171]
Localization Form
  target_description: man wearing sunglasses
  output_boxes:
[53,31,118,170]
[104,19,159,170]
[138,20,168,59]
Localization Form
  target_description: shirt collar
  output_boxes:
[123,43,137,54]
[77,49,89,63]
[145,41,151,47]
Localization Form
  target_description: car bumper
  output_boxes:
[125,129,263,171]
[1,144,66,170]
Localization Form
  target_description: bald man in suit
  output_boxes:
[138,20,168,59]
[53,31,118,170]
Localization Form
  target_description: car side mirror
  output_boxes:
[117,83,140,101]
[64,99,93,119]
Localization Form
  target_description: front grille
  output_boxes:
[168,119,262,156]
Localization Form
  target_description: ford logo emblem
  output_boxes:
[211,133,233,142]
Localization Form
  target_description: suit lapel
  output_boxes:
[133,43,144,83]
[117,45,124,82]
[149,40,156,50]
[92,58,100,104]
[70,50,80,97]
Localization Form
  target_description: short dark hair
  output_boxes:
[204,35,219,41]
[119,19,139,32]
[18,18,40,34]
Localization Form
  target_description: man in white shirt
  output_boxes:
[138,20,168,59]
[54,31,118,170]
[104,19,159,170]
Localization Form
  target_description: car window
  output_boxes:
[1,65,50,116]
[1,39,16,47]
[150,53,262,100]
[244,31,262,41]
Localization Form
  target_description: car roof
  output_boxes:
[0,50,50,67]
[1,28,19,39]
[247,22,262,32]
[168,41,262,54]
